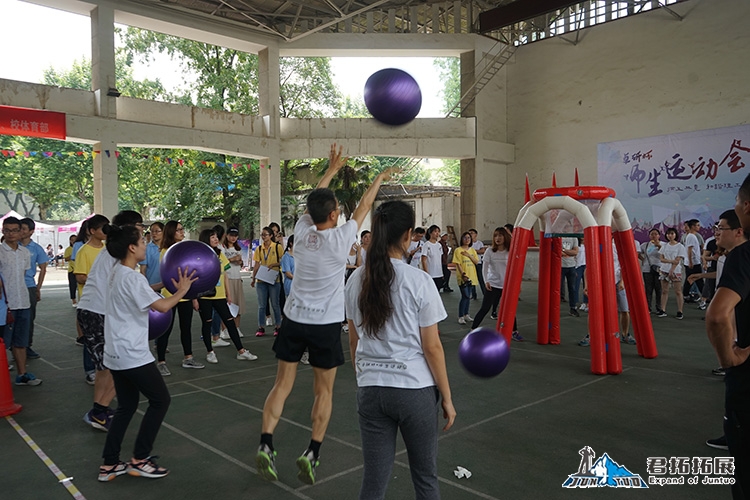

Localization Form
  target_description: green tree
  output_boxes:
[433,57,461,186]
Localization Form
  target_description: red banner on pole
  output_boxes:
[0,106,66,140]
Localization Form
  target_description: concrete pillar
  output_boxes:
[258,46,281,226]
[90,5,118,216]
[92,139,119,219]
[459,39,514,238]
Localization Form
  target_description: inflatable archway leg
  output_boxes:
[549,238,562,345]
[537,236,552,345]
[614,230,658,359]
[497,228,531,346]
[583,227,606,375]
[598,225,622,375]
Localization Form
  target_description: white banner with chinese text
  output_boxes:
[598,124,749,241]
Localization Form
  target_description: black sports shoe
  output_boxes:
[712,367,726,376]
[569,308,580,317]
[706,436,729,451]
[127,456,169,478]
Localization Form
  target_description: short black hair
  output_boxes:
[2,216,21,228]
[19,217,35,230]
[740,173,750,202]
[112,210,143,227]
[720,209,741,229]
[414,227,426,235]
[307,188,338,224]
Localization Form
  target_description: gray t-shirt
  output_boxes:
[561,237,579,268]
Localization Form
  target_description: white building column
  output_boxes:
[258,46,281,227]
[460,39,515,236]
[90,5,119,217]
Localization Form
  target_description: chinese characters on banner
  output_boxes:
[598,124,749,242]
[0,105,66,140]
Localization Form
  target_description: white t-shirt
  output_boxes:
[408,240,423,268]
[684,233,701,266]
[576,243,586,268]
[223,246,242,280]
[77,249,118,315]
[421,240,443,278]
[284,214,358,324]
[561,237,578,268]
[640,240,663,273]
[103,264,161,371]
[482,248,509,289]
[658,242,688,274]
[345,258,447,389]
[472,240,485,263]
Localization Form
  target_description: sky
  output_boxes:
[1,0,447,117]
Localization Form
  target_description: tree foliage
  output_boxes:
[433,57,461,186]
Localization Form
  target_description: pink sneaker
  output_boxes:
[255,327,266,337]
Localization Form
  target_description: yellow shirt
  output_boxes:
[253,242,284,283]
[74,243,105,297]
[204,252,231,300]
[64,246,74,273]
[452,246,479,286]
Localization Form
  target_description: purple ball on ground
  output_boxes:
[159,240,220,299]
[458,328,510,378]
[364,68,422,126]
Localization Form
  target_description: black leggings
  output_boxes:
[156,300,194,362]
[197,298,244,352]
[67,272,77,300]
[102,362,171,465]
[471,286,517,331]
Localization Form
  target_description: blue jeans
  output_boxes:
[256,281,282,327]
[211,309,222,337]
[561,266,577,309]
[459,284,474,317]
[574,265,586,305]
[4,309,31,348]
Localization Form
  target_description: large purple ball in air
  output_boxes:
[458,328,510,378]
[364,68,422,126]
[159,240,220,299]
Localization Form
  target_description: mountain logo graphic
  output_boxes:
[562,446,648,488]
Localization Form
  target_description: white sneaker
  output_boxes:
[458,317,466,325]
[300,351,310,365]
[464,314,474,322]
[219,329,230,340]
[236,328,245,338]
[212,338,231,347]
[157,362,171,376]
[236,350,258,361]
[265,316,274,326]
[342,324,349,333]
[206,351,218,364]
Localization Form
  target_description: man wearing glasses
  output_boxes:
[0,216,40,386]
[706,176,750,499]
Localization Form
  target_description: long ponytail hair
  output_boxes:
[358,201,415,339]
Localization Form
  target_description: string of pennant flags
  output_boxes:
[0,149,263,170]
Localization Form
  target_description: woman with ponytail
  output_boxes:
[345,200,456,500]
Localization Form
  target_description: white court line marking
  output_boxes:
[6,416,87,500]
[145,410,314,500]
[442,369,630,440]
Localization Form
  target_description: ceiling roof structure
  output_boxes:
[123,0,689,44]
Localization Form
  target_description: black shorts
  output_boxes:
[273,317,344,369]
[77,309,106,371]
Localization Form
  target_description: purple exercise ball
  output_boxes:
[364,68,422,126]
[159,240,220,299]
[148,302,173,340]
[458,328,510,378]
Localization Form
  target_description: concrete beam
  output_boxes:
[280,33,478,57]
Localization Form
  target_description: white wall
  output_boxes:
[505,0,750,218]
